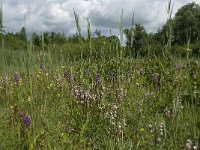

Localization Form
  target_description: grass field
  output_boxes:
[0,43,199,149]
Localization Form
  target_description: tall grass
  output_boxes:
[0,0,4,50]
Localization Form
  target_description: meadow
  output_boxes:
[0,40,200,150]
[0,1,200,150]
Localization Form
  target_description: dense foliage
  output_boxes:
[124,2,200,58]
[174,2,200,44]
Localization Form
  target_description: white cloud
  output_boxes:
[2,0,200,35]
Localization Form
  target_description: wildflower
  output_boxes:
[152,73,159,83]
[152,73,160,91]
[157,137,161,142]
[148,124,154,133]
[193,145,198,150]
[148,124,153,128]
[14,73,20,84]
[64,71,72,83]
[40,63,45,72]
[64,71,68,78]
[186,139,192,150]
[108,72,114,82]
[96,73,101,83]
[159,122,164,136]
[23,115,31,127]
[164,107,173,118]
[175,64,181,72]
[116,88,124,102]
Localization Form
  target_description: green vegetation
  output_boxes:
[0,1,200,150]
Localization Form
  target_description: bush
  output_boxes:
[171,44,187,58]
[190,41,200,57]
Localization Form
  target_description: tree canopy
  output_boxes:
[124,24,148,57]
[173,2,200,44]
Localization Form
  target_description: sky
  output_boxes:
[2,0,200,36]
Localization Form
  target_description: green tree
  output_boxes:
[32,32,40,46]
[94,29,101,38]
[173,2,200,44]
[17,27,27,41]
[43,32,50,45]
[124,24,148,57]
[51,32,66,44]
[4,32,27,50]
[68,33,85,43]
[154,19,175,45]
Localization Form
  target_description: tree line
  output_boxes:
[1,2,200,58]
[123,2,200,58]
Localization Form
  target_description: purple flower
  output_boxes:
[96,73,101,83]
[40,64,45,72]
[108,72,114,82]
[152,74,159,83]
[152,73,160,91]
[64,71,72,83]
[64,71,68,78]
[14,73,20,84]
[175,64,181,72]
[191,71,196,76]
[23,115,31,127]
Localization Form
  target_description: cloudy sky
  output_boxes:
[2,0,200,36]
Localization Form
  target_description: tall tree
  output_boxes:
[43,32,50,45]
[18,27,27,41]
[32,32,40,46]
[94,29,101,38]
[173,2,200,44]
[124,24,148,57]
